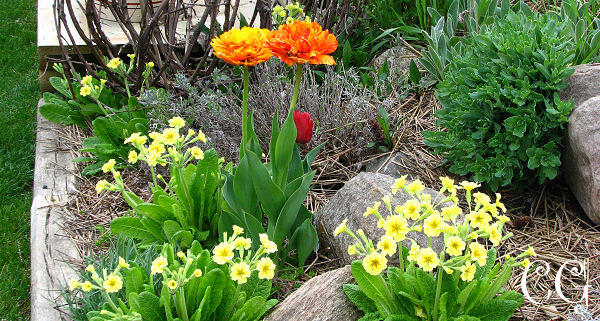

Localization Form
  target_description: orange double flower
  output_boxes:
[211,21,338,66]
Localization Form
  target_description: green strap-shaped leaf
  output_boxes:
[246,151,286,222]
[272,113,297,187]
[351,261,397,317]
[288,218,317,267]
[135,203,176,223]
[110,217,155,241]
[136,292,166,321]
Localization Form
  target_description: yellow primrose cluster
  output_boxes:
[78,74,108,99]
[272,2,310,25]
[212,225,277,284]
[69,256,131,295]
[149,250,208,294]
[335,176,536,280]
[95,116,208,194]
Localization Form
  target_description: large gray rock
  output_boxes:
[315,172,445,266]
[264,266,361,321]
[559,64,600,106]
[364,152,416,179]
[562,95,600,224]
[369,45,419,79]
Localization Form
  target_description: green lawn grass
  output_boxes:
[0,0,39,319]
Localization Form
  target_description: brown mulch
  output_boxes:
[57,90,600,320]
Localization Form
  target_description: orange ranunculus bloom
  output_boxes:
[210,27,273,66]
[265,20,338,66]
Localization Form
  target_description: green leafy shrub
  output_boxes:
[67,234,277,321]
[336,177,534,320]
[99,117,224,248]
[423,10,575,191]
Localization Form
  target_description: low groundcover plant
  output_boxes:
[336,177,535,321]
[68,226,277,321]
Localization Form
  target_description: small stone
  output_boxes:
[368,45,419,80]
[263,266,361,321]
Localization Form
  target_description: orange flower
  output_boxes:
[211,27,273,66]
[265,21,338,66]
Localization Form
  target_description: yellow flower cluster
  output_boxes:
[95,116,209,194]
[211,226,277,284]
[69,256,131,295]
[149,250,207,294]
[335,176,536,279]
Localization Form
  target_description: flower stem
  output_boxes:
[432,251,446,321]
[177,287,190,321]
[101,291,119,312]
[241,66,250,156]
[288,64,304,118]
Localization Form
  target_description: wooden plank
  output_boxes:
[30,99,80,321]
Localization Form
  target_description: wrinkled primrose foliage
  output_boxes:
[424,9,575,191]
[67,231,277,321]
[336,177,535,320]
[97,118,223,249]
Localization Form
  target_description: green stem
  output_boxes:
[101,291,120,312]
[177,287,190,321]
[177,164,195,228]
[241,66,250,157]
[150,166,158,188]
[123,77,132,98]
[288,64,304,118]
[95,101,110,117]
[399,243,405,273]
[432,251,446,321]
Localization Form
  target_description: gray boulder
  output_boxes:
[364,152,416,179]
[314,172,445,266]
[369,45,419,79]
[264,266,361,321]
[559,63,600,106]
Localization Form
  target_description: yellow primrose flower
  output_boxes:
[168,117,186,129]
[233,237,252,250]
[69,278,80,291]
[495,193,507,213]
[186,257,193,265]
[445,236,466,256]
[348,245,358,255]
[86,265,96,273]
[469,242,488,266]
[407,244,421,262]
[489,224,502,246]
[522,258,531,267]
[167,280,178,290]
[440,176,457,192]
[377,235,397,257]
[402,199,421,220]
[441,205,462,223]
[498,215,510,223]
[443,266,454,274]
[473,192,491,205]
[146,152,160,167]
[79,85,92,96]
[107,57,122,69]
[193,269,203,277]
[469,232,479,239]
[259,233,278,253]
[162,128,179,145]
[187,129,196,136]
[286,17,294,24]
[460,181,480,192]
[525,246,536,257]
[417,247,439,272]
[334,219,348,236]
[118,257,130,269]
[212,242,235,264]
[127,53,135,60]
[362,251,388,276]
[148,131,162,141]
[392,175,408,194]
[148,142,166,155]
[190,146,204,160]
[81,75,93,86]
[383,215,409,241]
[103,274,123,293]
[176,251,185,259]
[273,5,283,13]
[406,180,425,195]
[124,132,147,145]
[377,219,385,228]
[382,195,391,207]
[95,179,109,194]
[101,159,116,173]
[256,257,276,280]
[423,214,444,237]
[151,256,168,275]
[100,79,107,85]
[444,225,458,235]
[363,201,381,217]
[230,262,251,284]
[81,281,93,292]
[468,210,492,230]
[147,61,155,68]
[460,261,476,281]
[232,225,244,235]
[198,130,207,143]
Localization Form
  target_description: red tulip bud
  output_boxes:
[293,110,314,144]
